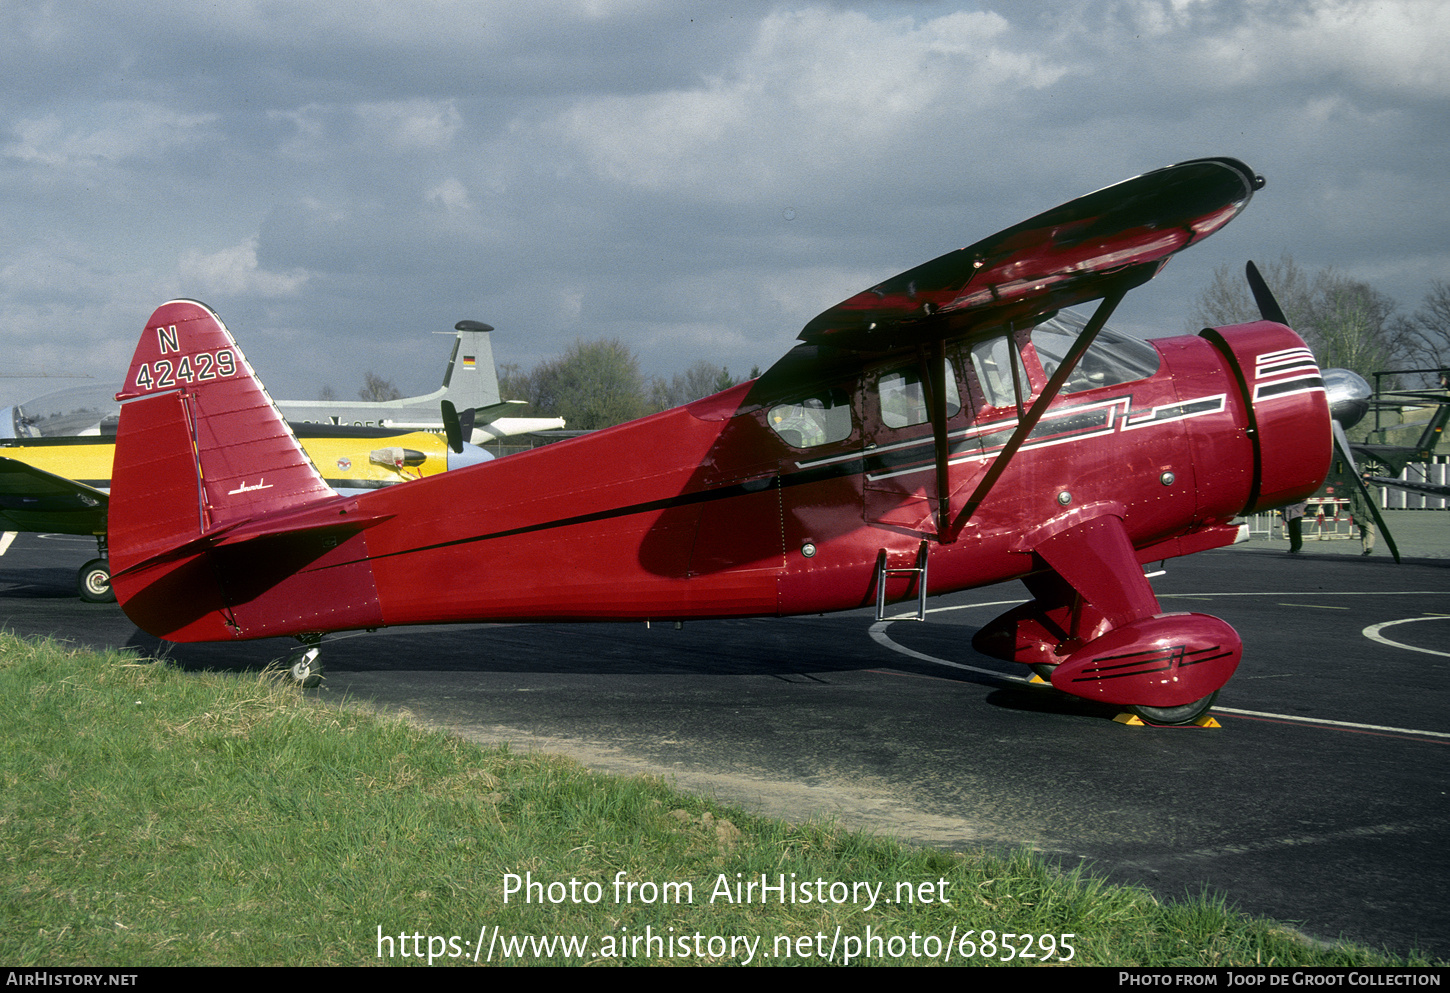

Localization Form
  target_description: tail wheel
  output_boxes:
[285,645,323,689]
[1128,691,1219,726]
[77,559,115,603]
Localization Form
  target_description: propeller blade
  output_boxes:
[1332,419,1400,564]
[442,400,463,454]
[1331,418,1359,475]
[1246,260,1289,325]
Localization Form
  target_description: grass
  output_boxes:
[0,632,1439,967]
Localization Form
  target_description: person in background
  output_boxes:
[1282,501,1308,554]
[1348,474,1377,556]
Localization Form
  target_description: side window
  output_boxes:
[970,335,1031,409]
[878,362,961,428]
[768,388,853,449]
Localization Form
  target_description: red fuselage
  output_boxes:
[118,319,1324,643]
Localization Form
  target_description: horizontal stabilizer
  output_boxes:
[1369,475,1450,500]
[109,500,394,580]
[208,502,393,549]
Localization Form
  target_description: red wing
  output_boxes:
[800,157,1259,351]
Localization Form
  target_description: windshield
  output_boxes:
[767,388,853,449]
[8,384,121,439]
[1030,310,1161,395]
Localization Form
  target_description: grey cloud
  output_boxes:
[0,1,1444,398]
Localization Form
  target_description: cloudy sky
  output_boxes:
[1,0,1445,402]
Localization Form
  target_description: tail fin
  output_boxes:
[1415,400,1450,462]
[111,301,391,642]
[111,300,333,565]
[437,320,501,410]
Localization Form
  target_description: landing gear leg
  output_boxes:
[285,635,324,689]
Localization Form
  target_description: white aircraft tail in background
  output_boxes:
[279,320,564,442]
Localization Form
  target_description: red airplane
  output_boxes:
[106,157,1333,725]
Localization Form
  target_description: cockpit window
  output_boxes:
[879,362,960,428]
[767,388,853,449]
[9,385,120,439]
[1030,310,1161,394]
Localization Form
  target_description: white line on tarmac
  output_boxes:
[1208,707,1450,738]
[872,595,1450,740]
[1363,616,1450,660]
[1156,590,1447,597]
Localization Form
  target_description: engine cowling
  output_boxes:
[1200,322,1332,513]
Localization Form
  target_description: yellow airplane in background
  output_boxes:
[0,316,564,601]
[0,382,490,601]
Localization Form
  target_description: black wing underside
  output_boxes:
[0,458,109,534]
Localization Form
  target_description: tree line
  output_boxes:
[498,341,754,431]
[317,342,749,429]
[326,257,1449,432]
[1189,254,1450,387]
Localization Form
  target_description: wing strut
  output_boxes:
[921,339,954,542]
[948,284,1132,539]
[1007,326,1027,419]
